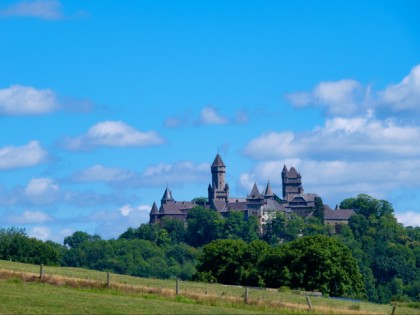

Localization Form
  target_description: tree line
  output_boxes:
[0,194,419,304]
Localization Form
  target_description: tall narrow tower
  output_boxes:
[282,165,303,200]
[208,154,229,202]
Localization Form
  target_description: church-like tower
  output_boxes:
[208,154,229,202]
[281,165,303,200]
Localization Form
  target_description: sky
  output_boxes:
[1,0,420,242]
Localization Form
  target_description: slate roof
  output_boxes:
[248,183,262,199]
[263,181,274,197]
[287,167,299,178]
[212,154,225,167]
[150,202,159,215]
[161,201,196,215]
[262,199,288,212]
[161,187,174,202]
[324,205,355,221]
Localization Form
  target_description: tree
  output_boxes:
[0,227,60,265]
[340,194,393,218]
[263,212,304,245]
[186,206,223,247]
[195,239,269,286]
[221,211,260,242]
[262,235,365,297]
[313,197,324,223]
[160,218,186,243]
[64,231,101,249]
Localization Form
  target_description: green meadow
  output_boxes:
[0,260,416,315]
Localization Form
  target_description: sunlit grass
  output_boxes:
[0,260,415,315]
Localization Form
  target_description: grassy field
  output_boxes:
[0,260,415,315]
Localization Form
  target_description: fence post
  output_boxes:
[106,271,110,288]
[176,278,180,295]
[391,305,397,315]
[39,264,44,280]
[306,296,312,310]
[244,287,249,304]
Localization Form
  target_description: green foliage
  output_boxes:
[64,231,101,248]
[0,227,61,265]
[221,212,260,242]
[262,212,304,244]
[195,239,269,287]
[262,235,365,297]
[186,206,223,247]
[313,197,324,223]
[63,237,198,280]
[340,194,394,218]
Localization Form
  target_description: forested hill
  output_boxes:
[0,194,419,305]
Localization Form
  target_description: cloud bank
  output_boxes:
[0,141,48,170]
[64,121,165,150]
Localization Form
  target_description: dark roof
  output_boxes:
[161,187,174,202]
[324,206,355,221]
[161,201,195,215]
[223,201,249,212]
[262,199,288,212]
[263,181,274,196]
[282,165,288,173]
[211,154,225,167]
[150,202,159,215]
[248,183,262,199]
[212,199,226,211]
[288,167,299,178]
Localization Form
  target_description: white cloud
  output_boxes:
[119,204,150,217]
[287,79,365,116]
[395,211,420,227]
[72,165,134,182]
[286,64,420,117]
[0,85,58,115]
[64,121,165,150]
[24,177,60,204]
[4,210,52,224]
[239,159,420,207]
[243,114,420,161]
[199,106,229,125]
[71,161,209,188]
[28,226,51,241]
[0,141,48,170]
[88,205,151,239]
[379,64,420,112]
[0,0,64,20]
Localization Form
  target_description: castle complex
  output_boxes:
[149,154,354,225]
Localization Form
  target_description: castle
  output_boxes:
[149,154,354,225]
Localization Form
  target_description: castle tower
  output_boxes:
[263,180,274,200]
[282,165,303,201]
[149,201,159,223]
[161,187,174,204]
[208,154,229,202]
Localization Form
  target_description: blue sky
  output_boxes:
[1,0,420,242]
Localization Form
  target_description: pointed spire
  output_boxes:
[150,201,159,215]
[264,181,274,196]
[250,183,261,198]
[161,187,174,202]
[288,167,298,177]
[212,153,225,167]
[282,165,288,173]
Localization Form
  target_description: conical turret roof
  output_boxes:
[150,202,159,215]
[161,187,174,202]
[264,181,274,196]
[282,165,288,173]
[288,167,299,177]
[211,154,225,167]
[249,183,261,198]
